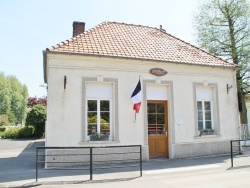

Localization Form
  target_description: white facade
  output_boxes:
[247,103,250,123]
[45,52,240,159]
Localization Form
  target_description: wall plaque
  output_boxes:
[149,68,167,76]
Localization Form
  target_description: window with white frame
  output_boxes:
[86,82,112,141]
[197,101,212,130]
[196,87,214,134]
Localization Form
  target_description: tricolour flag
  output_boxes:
[131,79,142,113]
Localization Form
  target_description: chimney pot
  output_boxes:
[159,25,166,32]
[73,21,85,37]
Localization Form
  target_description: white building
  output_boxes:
[43,21,240,159]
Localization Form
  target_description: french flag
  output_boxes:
[131,80,142,113]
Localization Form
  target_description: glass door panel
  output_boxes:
[147,102,166,136]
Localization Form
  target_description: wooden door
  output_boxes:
[148,101,168,158]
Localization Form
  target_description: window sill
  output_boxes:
[194,134,221,139]
[79,140,120,145]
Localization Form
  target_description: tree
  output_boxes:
[0,72,29,125]
[193,0,250,124]
[8,76,29,124]
[0,115,11,126]
[20,85,29,124]
[27,96,47,108]
[0,73,11,116]
[26,104,46,138]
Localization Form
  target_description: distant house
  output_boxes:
[43,21,240,159]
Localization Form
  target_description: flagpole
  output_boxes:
[135,75,140,123]
[136,75,140,123]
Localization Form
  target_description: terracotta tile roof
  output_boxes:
[47,21,236,68]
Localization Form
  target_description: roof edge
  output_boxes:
[156,28,232,66]
[47,21,235,67]
[44,50,238,70]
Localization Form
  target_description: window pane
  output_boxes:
[88,100,97,111]
[101,123,110,135]
[198,121,203,130]
[148,103,155,113]
[88,124,97,135]
[205,121,212,129]
[157,104,164,113]
[100,100,109,111]
[148,114,156,124]
[148,125,156,135]
[88,113,97,123]
[157,114,165,124]
[157,125,165,135]
[198,111,203,120]
[197,100,213,133]
[204,101,211,110]
[205,111,211,120]
[197,101,202,110]
[100,112,110,123]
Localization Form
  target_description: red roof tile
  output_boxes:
[47,21,236,68]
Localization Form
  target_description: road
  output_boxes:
[0,139,250,187]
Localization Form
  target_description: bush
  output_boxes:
[0,126,6,132]
[26,104,46,138]
[0,126,6,137]
[1,127,20,139]
[17,126,35,138]
[0,126,35,139]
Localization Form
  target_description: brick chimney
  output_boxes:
[72,21,85,37]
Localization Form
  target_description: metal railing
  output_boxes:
[230,139,250,167]
[36,145,142,182]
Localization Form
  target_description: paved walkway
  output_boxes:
[0,139,250,187]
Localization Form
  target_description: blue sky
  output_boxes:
[0,0,199,97]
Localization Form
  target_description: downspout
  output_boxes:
[43,50,49,148]
[43,50,48,84]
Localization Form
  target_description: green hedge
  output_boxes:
[0,127,6,132]
[0,126,35,139]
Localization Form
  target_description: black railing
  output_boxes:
[36,145,142,182]
[230,139,250,167]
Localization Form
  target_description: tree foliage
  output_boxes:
[0,115,11,126]
[193,0,250,123]
[26,104,46,138]
[0,73,11,115]
[0,72,29,125]
[27,96,47,108]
